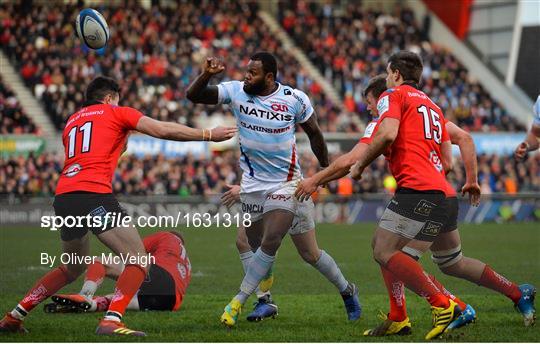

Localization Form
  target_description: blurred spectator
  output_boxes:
[0,75,39,134]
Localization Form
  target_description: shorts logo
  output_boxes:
[414,200,436,217]
[266,194,292,201]
[65,163,82,177]
[89,206,107,218]
[421,220,443,236]
[242,203,263,214]
[88,206,114,227]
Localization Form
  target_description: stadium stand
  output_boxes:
[0,1,346,132]
[278,1,526,132]
[1,151,538,196]
[0,75,39,134]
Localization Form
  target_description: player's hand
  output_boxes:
[203,57,225,75]
[461,181,481,206]
[210,126,237,142]
[349,161,364,181]
[221,184,241,207]
[514,141,529,161]
[295,177,318,202]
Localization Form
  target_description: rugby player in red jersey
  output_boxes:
[45,231,191,314]
[0,76,236,336]
[346,52,535,339]
[297,73,536,335]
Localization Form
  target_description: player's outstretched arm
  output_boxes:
[350,117,399,180]
[186,57,225,104]
[295,143,368,201]
[136,116,237,142]
[300,113,329,168]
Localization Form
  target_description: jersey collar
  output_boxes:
[256,82,281,100]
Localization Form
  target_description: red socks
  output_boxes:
[385,252,449,308]
[106,264,146,320]
[380,266,407,321]
[16,265,73,315]
[428,274,467,310]
[479,265,521,303]
[85,261,106,284]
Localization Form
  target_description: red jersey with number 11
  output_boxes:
[376,84,449,193]
[55,103,143,195]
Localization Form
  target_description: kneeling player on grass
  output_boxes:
[0,76,235,336]
[44,231,190,314]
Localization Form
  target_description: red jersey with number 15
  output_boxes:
[55,103,143,195]
[376,84,449,193]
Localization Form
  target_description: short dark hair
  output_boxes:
[387,51,423,84]
[85,76,120,102]
[250,51,278,79]
[364,74,387,99]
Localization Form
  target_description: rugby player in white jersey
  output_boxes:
[187,52,361,326]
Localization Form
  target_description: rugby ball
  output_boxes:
[75,9,109,49]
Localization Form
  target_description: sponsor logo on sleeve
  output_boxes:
[377,95,389,115]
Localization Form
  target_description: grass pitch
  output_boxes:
[0,223,539,342]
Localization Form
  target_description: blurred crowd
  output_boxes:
[0,1,346,133]
[0,0,526,135]
[0,75,39,134]
[279,1,526,132]
[1,151,538,196]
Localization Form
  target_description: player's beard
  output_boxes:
[243,80,266,95]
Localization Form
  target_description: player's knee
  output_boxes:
[298,248,320,265]
[431,245,463,275]
[372,246,391,265]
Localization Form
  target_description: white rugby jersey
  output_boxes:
[217,81,313,192]
[533,95,540,125]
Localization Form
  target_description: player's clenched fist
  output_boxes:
[210,126,237,142]
[203,57,225,75]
